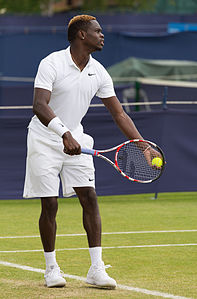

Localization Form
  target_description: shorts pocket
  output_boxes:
[82,134,94,149]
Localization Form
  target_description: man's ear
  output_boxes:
[78,30,86,40]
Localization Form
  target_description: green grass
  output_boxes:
[0,192,197,298]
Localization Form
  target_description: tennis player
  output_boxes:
[23,15,148,288]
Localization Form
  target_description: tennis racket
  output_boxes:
[81,139,165,183]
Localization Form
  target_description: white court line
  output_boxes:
[0,261,191,299]
[0,229,197,239]
[1,243,197,253]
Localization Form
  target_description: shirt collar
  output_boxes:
[66,46,92,68]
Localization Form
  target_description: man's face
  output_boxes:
[83,20,104,52]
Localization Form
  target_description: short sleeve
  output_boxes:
[34,58,57,92]
[96,68,116,98]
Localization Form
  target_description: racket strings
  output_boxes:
[117,142,162,181]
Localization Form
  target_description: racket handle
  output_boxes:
[81,148,98,156]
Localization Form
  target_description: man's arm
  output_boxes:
[33,88,55,125]
[102,96,163,164]
[101,96,143,140]
[33,88,81,155]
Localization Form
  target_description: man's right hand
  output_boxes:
[62,131,81,155]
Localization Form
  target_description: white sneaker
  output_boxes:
[44,265,66,288]
[86,261,117,289]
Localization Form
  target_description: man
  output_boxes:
[23,15,151,289]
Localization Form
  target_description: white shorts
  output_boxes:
[23,129,95,198]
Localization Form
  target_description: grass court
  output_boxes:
[0,192,197,298]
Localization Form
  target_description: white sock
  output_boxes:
[89,247,102,265]
[44,250,58,270]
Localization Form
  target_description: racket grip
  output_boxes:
[81,148,98,156]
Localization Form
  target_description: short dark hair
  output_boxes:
[67,15,96,42]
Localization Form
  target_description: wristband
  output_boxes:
[48,117,69,137]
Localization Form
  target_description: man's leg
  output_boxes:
[39,196,66,288]
[74,187,117,288]
[39,197,58,252]
[74,187,101,247]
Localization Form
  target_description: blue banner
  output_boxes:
[0,109,196,199]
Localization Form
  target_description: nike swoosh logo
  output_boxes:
[88,73,96,76]
[89,178,94,181]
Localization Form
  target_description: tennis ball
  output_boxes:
[152,157,163,167]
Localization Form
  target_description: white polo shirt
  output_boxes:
[28,46,116,140]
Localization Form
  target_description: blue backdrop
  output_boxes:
[0,109,196,199]
[1,31,197,78]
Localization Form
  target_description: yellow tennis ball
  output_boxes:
[152,157,163,167]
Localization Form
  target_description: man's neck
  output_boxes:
[70,45,90,71]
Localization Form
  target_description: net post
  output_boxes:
[151,191,158,200]
[154,192,158,199]
[135,81,140,111]
[162,86,168,110]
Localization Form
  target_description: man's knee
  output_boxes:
[40,197,58,219]
[74,187,98,209]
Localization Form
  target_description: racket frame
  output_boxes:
[81,139,165,183]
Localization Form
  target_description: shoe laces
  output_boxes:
[45,266,64,278]
[93,262,112,272]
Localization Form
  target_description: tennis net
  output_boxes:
[0,76,197,115]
